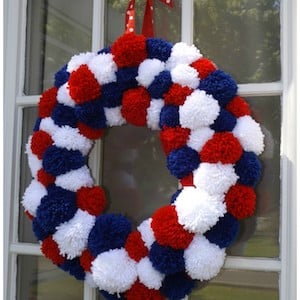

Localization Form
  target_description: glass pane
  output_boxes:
[105,0,181,45]
[24,0,93,95]
[102,125,178,228]
[17,255,83,300]
[228,96,281,257]
[194,0,281,83]
[190,269,279,300]
[19,107,39,243]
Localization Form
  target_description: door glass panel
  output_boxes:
[190,269,279,300]
[24,0,93,95]
[17,255,83,300]
[194,0,281,83]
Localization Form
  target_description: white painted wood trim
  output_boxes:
[238,82,282,97]
[181,0,193,44]
[10,243,41,256]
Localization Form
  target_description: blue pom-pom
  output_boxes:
[101,82,123,108]
[32,218,50,241]
[167,146,200,179]
[234,151,262,186]
[160,272,196,300]
[170,189,182,204]
[42,145,85,176]
[149,242,185,275]
[51,104,77,128]
[75,100,107,129]
[199,70,238,107]
[33,117,41,132]
[116,67,138,91]
[159,105,180,128]
[146,38,173,62]
[97,46,111,54]
[59,257,85,280]
[35,186,77,233]
[210,108,237,132]
[88,214,131,257]
[148,70,172,99]
[205,213,239,248]
[54,64,70,88]
[99,290,125,300]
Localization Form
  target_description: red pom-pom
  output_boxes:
[31,130,53,159]
[200,132,243,164]
[151,205,194,249]
[25,210,34,220]
[78,122,105,140]
[180,173,194,187]
[160,127,190,155]
[111,33,147,68]
[125,281,164,300]
[225,184,256,219]
[121,87,151,126]
[125,231,149,262]
[76,186,106,216]
[41,236,65,265]
[190,58,217,79]
[68,64,101,104]
[80,249,95,272]
[163,84,192,106]
[38,87,58,118]
[226,96,251,117]
[37,169,55,186]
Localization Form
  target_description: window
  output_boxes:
[4,1,297,299]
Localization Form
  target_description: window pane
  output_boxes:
[105,0,181,45]
[24,0,93,95]
[194,0,281,83]
[190,269,279,300]
[19,107,39,243]
[228,96,280,257]
[17,255,83,300]
[102,125,178,227]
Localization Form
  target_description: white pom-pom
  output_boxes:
[179,90,220,130]
[146,99,164,130]
[174,187,226,233]
[22,179,47,216]
[67,52,96,73]
[57,83,75,107]
[39,117,59,136]
[184,235,225,281]
[88,53,117,85]
[136,59,165,88]
[104,107,126,127]
[137,218,155,249]
[25,138,42,178]
[92,248,137,294]
[187,127,215,152]
[193,163,238,195]
[171,64,200,89]
[52,126,93,155]
[53,209,95,259]
[55,166,93,192]
[233,116,265,155]
[137,257,164,290]
[85,272,98,288]
[166,43,202,70]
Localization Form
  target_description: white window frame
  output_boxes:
[3,0,298,299]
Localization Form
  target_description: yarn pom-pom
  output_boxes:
[204,213,239,248]
[38,87,58,118]
[125,281,164,300]
[170,64,199,89]
[101,82,123,108]
[226,95,251,117]
[116,66,139,91]
[51,104,77,128]
[163,84,192,106]
[225,184,256,220]
[200,132,243,164]
[151,205,194,249]
[146,38,173,62]
[170,189,182,204]
[59,257,86,280]
[99,290,125,300]
[199,70,238,107]
[190,58,217,79]
[125,231,149,262]
[149,242,185,275]
[30,131,53,159]
[111,33,147,68]
[80,249,95,272]
[167,146,200,179]
[160,272,196,300]
[37,169,55,187]
[88,214,131,256]
[137,218,156,249]
[159,105,180,128]
[210,108,237,132]
[41,235,65,265]
[78,122,105,140]
[147,99,164,130]
[148,71,173,99]
[32,218,50,241]
[54,64,70,88]
[187,127,214,152]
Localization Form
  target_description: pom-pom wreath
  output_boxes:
[23,33,265,299]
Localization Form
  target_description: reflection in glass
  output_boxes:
[194,0,281,83]
[17,255,83,300]
[190,269,279,300]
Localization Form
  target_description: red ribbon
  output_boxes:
[125,0,174,37]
